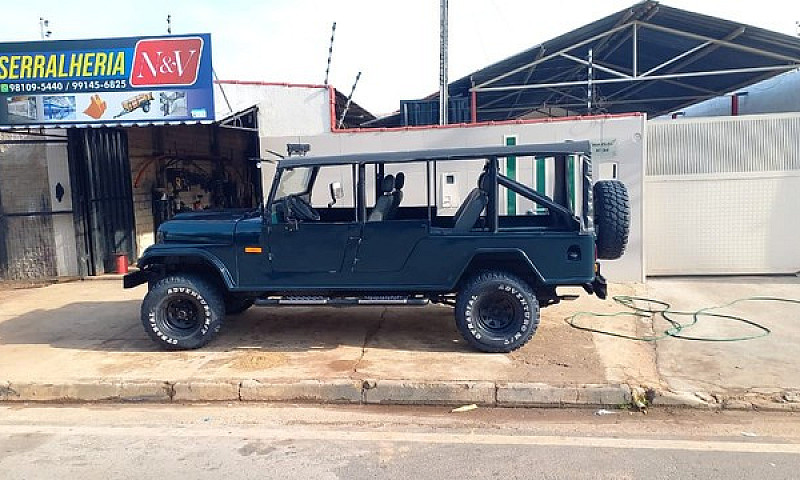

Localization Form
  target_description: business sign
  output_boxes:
[0,33,214,128]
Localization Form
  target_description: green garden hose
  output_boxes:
[566,295,800,342]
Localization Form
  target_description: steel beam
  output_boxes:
[559,53,632,78]
[473,65,800,92]
[472,23,633,89]
[635,21,800,63]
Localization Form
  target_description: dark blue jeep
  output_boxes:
[124,141,629,352]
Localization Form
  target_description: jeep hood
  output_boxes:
[159,210,251,245]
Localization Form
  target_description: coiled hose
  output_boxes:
[566,296,800,342]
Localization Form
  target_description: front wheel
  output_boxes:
[455,271,540,353]
[141,274,225,350]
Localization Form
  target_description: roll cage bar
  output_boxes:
[267,142,591,231]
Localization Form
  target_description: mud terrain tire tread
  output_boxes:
[455,271,540,353]
[141,274,225,350]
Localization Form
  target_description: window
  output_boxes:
[309,164,356,208]
[274,167,313,200]
[362,161,430,222]
[310,164,357,222]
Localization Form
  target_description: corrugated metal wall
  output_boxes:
[646,114,800,275]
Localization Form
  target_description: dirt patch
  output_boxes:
[507,306,606,384]
[225,352,288,371]
[328,359,358,372]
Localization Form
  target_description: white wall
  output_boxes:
[214,82,332,141]
[262,115,647,282]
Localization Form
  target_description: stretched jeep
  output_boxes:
[124,141,629,353]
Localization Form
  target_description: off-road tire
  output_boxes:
[141,274,225,350]
[225,295,255,315]
[455,271,540,353]
[593,180,630,260]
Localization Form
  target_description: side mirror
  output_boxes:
[328,181,344,207]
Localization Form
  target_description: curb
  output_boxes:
[1,379,797,410]
[650,389,800,411]
[0,379,631,408]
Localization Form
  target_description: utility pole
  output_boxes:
[439,0,449,125]
[39,17,51,40]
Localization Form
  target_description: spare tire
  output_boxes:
[593,180,630,260]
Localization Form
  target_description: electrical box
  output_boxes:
[439,172,460,214]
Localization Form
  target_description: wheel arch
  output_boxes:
[138,248,235,291]
[453,249,544,291]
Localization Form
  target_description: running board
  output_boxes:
[254,295,429,307]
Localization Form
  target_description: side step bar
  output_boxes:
[255,295,429,307]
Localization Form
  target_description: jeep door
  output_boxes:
[352,163,430,275]
[266,165,359,282]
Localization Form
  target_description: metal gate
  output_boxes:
[646,114,800,275]
[68,128,136,276]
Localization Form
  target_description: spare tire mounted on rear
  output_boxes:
[593,180,630,260]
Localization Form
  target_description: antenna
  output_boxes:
[167,14,172,35]
[39,17,52,40]
[324,22,336,85]
[439,0,449,125]
[337,71,361,129]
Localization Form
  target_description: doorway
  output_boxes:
[68,128,136,276]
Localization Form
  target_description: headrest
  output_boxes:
[478,172,490,191]
[381,174,395,193]
[394,172,405,189]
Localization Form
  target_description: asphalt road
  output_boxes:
[1,404,799,479]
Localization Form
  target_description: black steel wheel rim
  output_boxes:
[475,291,521,336]
[160,294,203,336]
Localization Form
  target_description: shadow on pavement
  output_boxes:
[0,300,473,354]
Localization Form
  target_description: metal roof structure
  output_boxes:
[279,141,592,168]
[368,1,800,126]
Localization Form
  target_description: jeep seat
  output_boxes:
[367,174,395,222]
[452,173,489,233]
[388,172,405,219]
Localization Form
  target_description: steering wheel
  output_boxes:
[286,195,320,222]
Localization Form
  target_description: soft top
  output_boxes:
[278,141,592,168]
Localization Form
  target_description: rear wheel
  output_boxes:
[141,274,225,350]
[455,271,540,353]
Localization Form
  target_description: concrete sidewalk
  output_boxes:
[0,276,797,409]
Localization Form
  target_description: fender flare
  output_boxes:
[452,248,545,290]
[136,246,236,290]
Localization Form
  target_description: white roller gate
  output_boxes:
[646,114,800,275]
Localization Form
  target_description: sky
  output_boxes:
[2,0,798,115]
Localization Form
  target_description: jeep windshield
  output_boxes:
[273,166,314,200]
